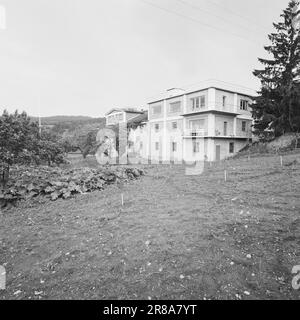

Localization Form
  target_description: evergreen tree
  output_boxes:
[252,0,300,138]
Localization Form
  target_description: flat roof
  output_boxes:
[148,80,257,104]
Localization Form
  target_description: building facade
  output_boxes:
[147,81,254,162]
[104,81,255,163]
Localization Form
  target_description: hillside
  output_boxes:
[1,152,299,299]
[29,115,106,137]
[31,115,105,128]
[31,115,94,125]
[236,133,300,158]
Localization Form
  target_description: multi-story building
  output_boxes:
[147,80,255,162]
[104,80,255,163]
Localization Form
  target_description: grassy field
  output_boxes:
[0,152,300,300]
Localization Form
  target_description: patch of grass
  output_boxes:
[0,152,300,299]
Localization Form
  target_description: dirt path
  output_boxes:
[0,154,300,300]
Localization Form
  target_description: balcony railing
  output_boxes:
[184,104,241,115]
[183,129,252,138]
[215,130,252,138]
[183,129,208,137]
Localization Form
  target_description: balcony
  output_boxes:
[182,129,252,139]
[183,129,208,138]
[214,129,252,139]
[181,106,240,117]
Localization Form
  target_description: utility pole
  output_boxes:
[37,93,42,137]
[39,115,42,136]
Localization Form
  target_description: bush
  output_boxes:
[0,165,144,208]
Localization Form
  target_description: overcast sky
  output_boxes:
[0,0,289,117]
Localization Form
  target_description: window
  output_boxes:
[242,121,247,132]
[193,141,200,153]
[152,105,162,115]
[155,123,160,132]
[190,119,205,130]
[172,142,177,152]
[191,95,206,110]
[200,96,205,107]
[155,142,159,151]
[107,114,121,124]
[191,97,199,110]
[240,100,249,110]
[229,142,234,154]
[224,122,228,136]
[222,96,227,107]
[169,102,181,113]
[117,113,124,121]
[172,122,177,130]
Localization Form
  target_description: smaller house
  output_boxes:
[104,107,149,162]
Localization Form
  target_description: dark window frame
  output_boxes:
[242,121,247,132]
[240,100,249,111]
[224,121,228,136]
[229,142,234,153]
[172,142,177,152]
[222,96,227,107]
[193,141,200,153]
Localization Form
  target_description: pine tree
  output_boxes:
[252,0,300,139]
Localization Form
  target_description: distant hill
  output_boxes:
[30,115,106,136]
[30,115,96,125]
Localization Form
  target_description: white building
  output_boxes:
[104,107,148,163]
[105,80,255,163]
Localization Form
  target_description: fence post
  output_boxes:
[0,265,5,290]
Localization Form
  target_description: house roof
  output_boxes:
[127,111,148,126]
[105,108,144,116]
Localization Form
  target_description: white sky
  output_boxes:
[0,0,289,117]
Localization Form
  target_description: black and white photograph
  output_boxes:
[0,0,299,308]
